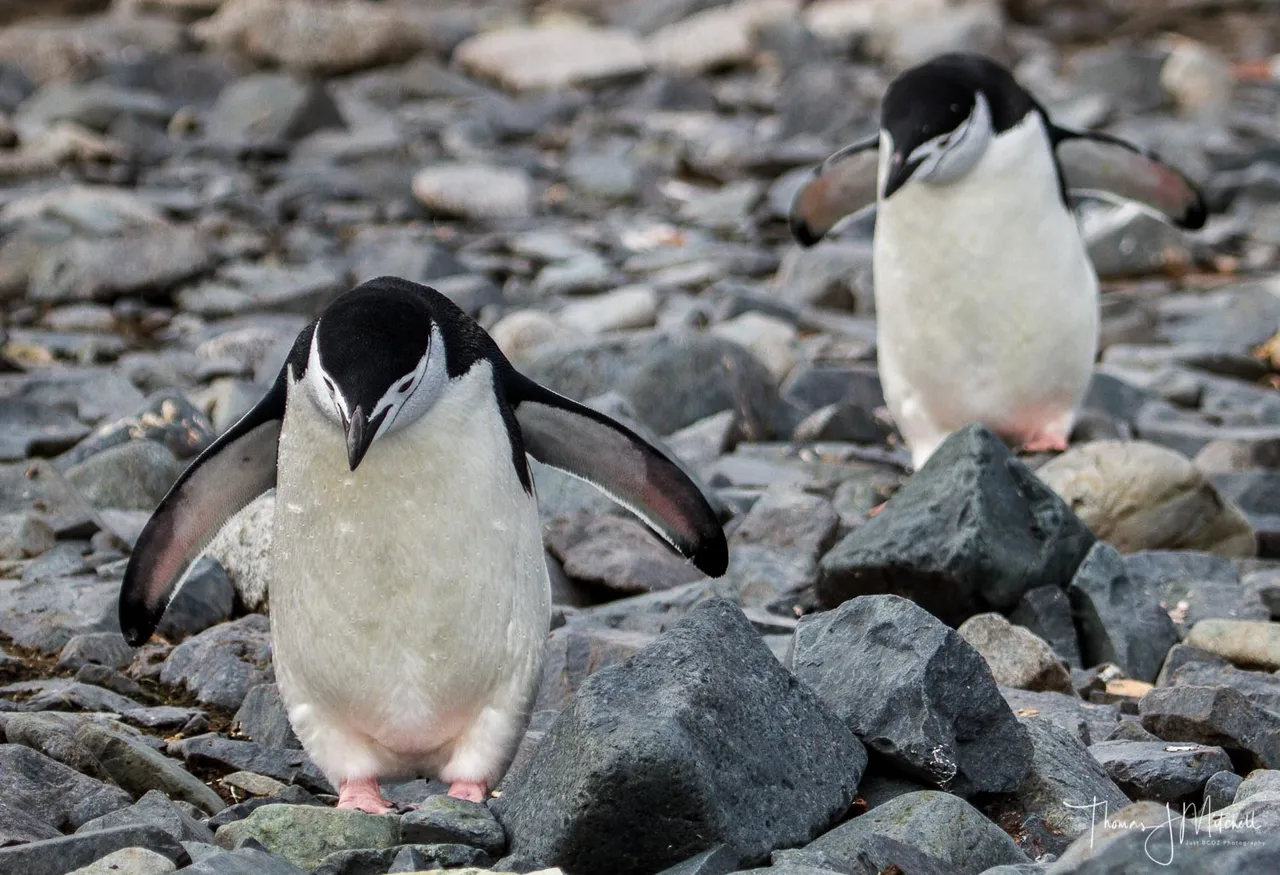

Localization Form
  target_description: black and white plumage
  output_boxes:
[790,52,1207,469]
[119,276,728,811]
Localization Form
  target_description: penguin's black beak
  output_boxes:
[881,152,920,200]
[346,406,371,471]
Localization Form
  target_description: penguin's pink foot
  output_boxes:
[337,777,395,814]
[1021,434,1069,453]
[447,780,489,803]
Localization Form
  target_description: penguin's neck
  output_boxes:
[877,113,1070,245]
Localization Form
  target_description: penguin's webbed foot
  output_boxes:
[447,780,489,803]
[1020,433,1069,453]
[337,776,396,814]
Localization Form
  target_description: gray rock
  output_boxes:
[1164,659,1280,714]
[0,400,93,463]
[159,615,272,710]
[1235,769,1280,803]
[180,846,307,875]
[1049,816,1280,872]
[1090,739,1234,803]
[532,624,656,714]
[1140,685,1280,770]
[155,557,235,642]
[2,713,112,782]
[384,843,494,872]
[204,786,322,830]
[2,677,141,714]
[493,600,865,874]
[958,613,1074,694]
[399,796,505,856]
[1202,769,1242,808]
[545,512,706,595]
[818,425,1097,624]
[727,485,839,610]
[0,459,101,538]
[173,734,332,795]
[74,664,142,699]
[77,789,216,844]
[554,579,729,637]
[66,847,177,875]
[0,512,57,559]
[791,595,1033,796]
[777,791,1028,875]
[65,440,183,511]
[0,741,131,832]
[1010,586,1084,668]
[232,683,301,750]
[0,825,189,875]
[411,163,534,220]
[74,721,227,815]
[213,804,400,870]
[204,72,344,143]
[454,25,647,92]
[57,632,134,671]
[521,331,786,438]
[999,688,1121,747]
[780,363,884,414]
[1068,543,1179,682]
[176,261,346,319]
[981,717,1130,858]
[0,575,118,653]
[773,241,874,313]
[653,844,739,875]
[29,226,212,304]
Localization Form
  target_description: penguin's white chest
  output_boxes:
[873,115,1100,463]
[269,362,549,776]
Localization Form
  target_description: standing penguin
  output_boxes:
[789,52,1207,469]
[119,276,728,813]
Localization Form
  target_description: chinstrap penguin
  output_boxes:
[790,52,1207,470]
[118,276,729,813]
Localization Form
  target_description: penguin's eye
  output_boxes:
[398,378,413,393]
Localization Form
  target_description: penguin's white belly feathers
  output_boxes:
[874,115,1100,467]
[269,362,550,786]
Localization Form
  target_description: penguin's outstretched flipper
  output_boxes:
[789,133,880,247]
[118,359,294,646]
[1051,127,1208,230]
[506,373,729,578]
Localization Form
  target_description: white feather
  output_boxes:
[270,360,550,787]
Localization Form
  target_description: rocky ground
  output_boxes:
[4,0,1280,873]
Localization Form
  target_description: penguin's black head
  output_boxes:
[308,279,444,471]
[879,53,1037,199]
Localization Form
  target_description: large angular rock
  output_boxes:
[74,722,227,815]
[492,600,865,875]
[76,788,215,844]
[2,713,112,782]
[158,615,272,710]
[818,425,1096,624]
[1010,585,1083,668]
[726,485,839,610]
[791,595,1032,796]
[214,804,401,870]
[1140,685,1280,770]
[533,624,656,714]
[545,513,706,595]
[1163,659,1280,714]
[981,717,1130,858]
[1068,543,1179,682]
[0,743,131,833]
[958,613,1073,694]
[776,791,1028,875]
[1035,440,1257,556]
[232,683,301,749]
[399,797,506,857]
[1088,739,1233,804]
